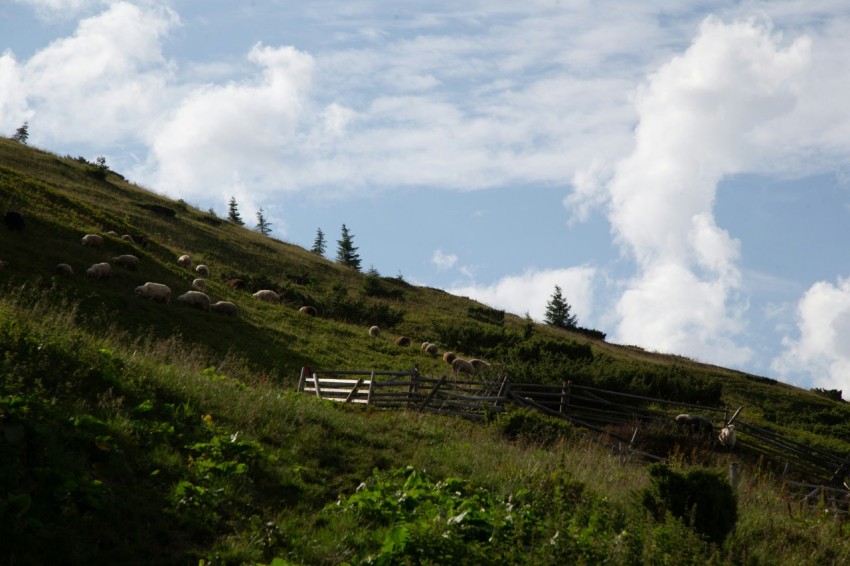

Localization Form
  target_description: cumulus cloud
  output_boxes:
[772,277,850,394]
[431,249,458,271]
[598,17,810,364]
[448,266,595,323]
[1,2,178,146]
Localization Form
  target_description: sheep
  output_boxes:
[195,264,210,277]
[470,359,491,372]
[110,254,139,270]
[425,343,438,356]
[85,262,111,279]
[135,282,171,303]
[675,414,714,434]
[177,290,211,311]
[452,358,475,376]
[210,300,238,317]
[106,230,118,237]
[299,306,317,316]
[421,342,431,350]
[177,254,192,268]
[253,289,280,303]
[4,211,24,231]
[81,234,104,247]
[395,336,411,347]
[192,278,206,290]
[718,425,736,448]
[443,351,456,364]
[55,263,74,278]
[226,278,246,290]
[368,325,380,337]
[121,234,135,244]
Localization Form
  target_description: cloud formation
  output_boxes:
[595,17,810,365]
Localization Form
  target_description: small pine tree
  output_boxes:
[336,224,362,271]
[311,227,326,256]
[544,285,577,329]
[255,208,272,236]
[12,121,28,144]
[366,265,380,277]
[227,197,244,226]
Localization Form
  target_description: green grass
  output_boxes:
[4,138,850,563]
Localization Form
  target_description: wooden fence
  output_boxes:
[296,366,850,489]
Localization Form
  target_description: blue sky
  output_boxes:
[4,1,850,394]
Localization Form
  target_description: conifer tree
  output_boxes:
[12,121,28,144]
[336,224,361,271]
[227,197,244,226]
[544,285,577,329]
[255,208,272,236]
[311,227,326,256]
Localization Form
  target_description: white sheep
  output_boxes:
[299,306,317,316]
[177,254,192,269]
[121,234,135,244]
[421,341,431,350]
[210,300,238,317]
[395,336,411,347]
[195,264,210,277]
[177,290,211,311]
[55,263,74,278]
[368,325,380,337]
[253,289,280,303]
[135,282,171,303]
[452,358,475,376]
[110,254,139,270]
[470,359,491,372]
[85,262,111,279]
[443,351,456,364]
[192,278,206,290]
[425,343,438,356]
[718,425,736,448]
[675,414,714,434]
[81,234,104,247]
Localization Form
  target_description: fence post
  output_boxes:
[312,372,322,398]
[408,366,420,407]
[366,371,376,406]
[559,381,571,415]
[297,366,310,393]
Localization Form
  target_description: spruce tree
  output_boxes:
[336,224,362,271]
[544,285,577,329]
[255,208,272,236]
[227,197,244,226]
[12,121,28,144]
[311,227,326,256]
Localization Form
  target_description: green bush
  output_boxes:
[494,407,573,446]
[639,463,737,544]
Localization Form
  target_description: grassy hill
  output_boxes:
[3,137,850,564]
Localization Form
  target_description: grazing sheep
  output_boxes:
[121,234,135,244]
[226,278,246,290]
[210,300,238,317]
[253,289,280,303]
[177,290,211,311]
[421,341,431,350]
[470,359,491,372]
[718,425,736,448]
[135,282,171,303]
[299,306,317,316]
[81,234,104,247]
[192,278,206,290]
[4,211,24,231]
[443,351,456,364]
[85,262,111,279]
[452,358,475,376]
[675,414,714,434]
[425,343,438,356]
[195,264,210,277]
[106,230,118,237]
[368,325,380,337]
[55,263,74,278]
[177,254,192,268]
[109,254,139,270]
[395,336,411,347]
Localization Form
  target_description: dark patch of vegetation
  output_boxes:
[467,305,505,325]
[137,202,177,217]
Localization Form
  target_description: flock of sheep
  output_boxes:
[366,324,492,378]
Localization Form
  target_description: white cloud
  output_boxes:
[431,249,457,271]
[448,266,595,323]
[600,17,810,364]
[772,277,850,393]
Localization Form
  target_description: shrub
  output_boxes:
[494,407,573,446]
[639,463,737,544]
[467,305,504,325]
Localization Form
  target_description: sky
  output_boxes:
[4,1,850,395]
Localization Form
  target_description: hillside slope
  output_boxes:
[3,138,850,564]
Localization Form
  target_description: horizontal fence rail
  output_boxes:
[296,366,850,488]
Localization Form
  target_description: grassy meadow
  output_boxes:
[3,138,850,564]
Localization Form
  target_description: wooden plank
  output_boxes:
[344,377,366,403]
[419,375,448,411]
[367,371,375,405]
[312,373,322,398]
